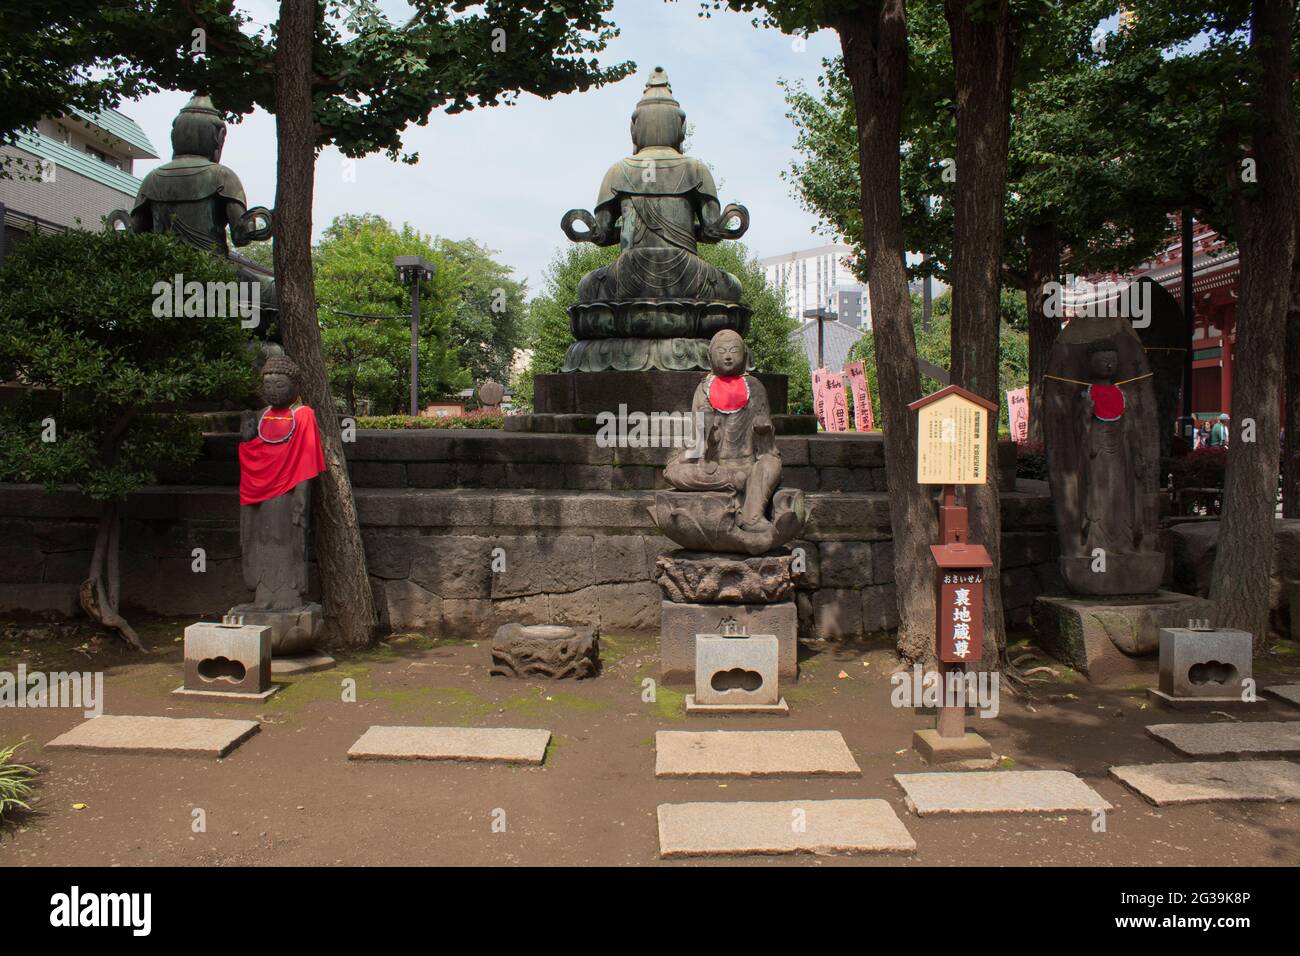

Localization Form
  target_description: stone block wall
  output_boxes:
[0,446,1058,642]
[189,430,892,494]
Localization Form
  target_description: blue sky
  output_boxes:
[123,0,845,291]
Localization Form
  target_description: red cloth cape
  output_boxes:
[1089,383,1125,421]
[238,405,326,506]
[708,374,748,412]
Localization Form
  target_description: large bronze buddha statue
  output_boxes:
[560,68,751,372]
[111,94,276,333]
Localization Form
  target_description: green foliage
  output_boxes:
[1,2,634,163]
[0,231,254,500]
[781,2,1179,287]
[849,291,1028,432]
[437,237,527,384]
[314,214,469,413]
[356,411,505,430]
[0,740,36,819]
[512,240,811,412]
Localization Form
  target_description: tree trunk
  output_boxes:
[836,2,936,662]
[1209,0,1298,645]
[1283,226,1300,518]
[80,501,145,651]
[945,0,1014,664]
[1024,221,1059,447]
[274,0,377,648]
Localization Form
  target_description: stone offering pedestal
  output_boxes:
[1147,626,1261,710]
[1032,590,1214,683]
[174,620,279,701]
[490,623,600,679]
[685,633,788,715]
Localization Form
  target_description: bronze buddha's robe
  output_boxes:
[132,155,250,255]
[578,146,742,304]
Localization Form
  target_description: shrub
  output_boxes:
[1016,440,1048,480]
[357,409,504,430]
[0,740,36,820]
[1167,446,1228,489]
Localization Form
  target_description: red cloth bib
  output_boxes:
[1089,383,1125,421]
[708,375,748,412]
[238,405,326,506]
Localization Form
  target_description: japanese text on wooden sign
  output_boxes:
[915,393,988,485]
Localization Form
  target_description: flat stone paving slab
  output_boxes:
[271,653,336,676]
[657,799,915,858]
[45,715,259,758]
[347,726,551,765]
[1265,685,1300,709]
[1110,760,1300,807]
[655,730,860,777]
[895,770,1112,816]
[1146,720,1300,757]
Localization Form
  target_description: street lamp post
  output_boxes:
[395,255,435,417]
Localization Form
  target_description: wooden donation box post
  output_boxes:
[908,385,996,763]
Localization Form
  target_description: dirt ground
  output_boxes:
[2,618,1298,867]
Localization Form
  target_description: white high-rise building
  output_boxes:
[759,243,870,329]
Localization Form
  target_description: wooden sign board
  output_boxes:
[932,543,992,664]
[909,386,998,486]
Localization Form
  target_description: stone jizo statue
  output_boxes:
[650,330,805,555]
[1044,317,1164,595]
[560,67,752,372]
[230,352,326,653]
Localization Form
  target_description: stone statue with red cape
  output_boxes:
[229,352,326,655]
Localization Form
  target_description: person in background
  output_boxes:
[1208,413,1230,448]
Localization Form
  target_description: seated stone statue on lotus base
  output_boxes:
[649,330,806,556]
[650,330,806,688]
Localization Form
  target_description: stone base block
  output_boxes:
[183,621,272,696]
[227,603,323,656]
[1158,627,1253,699]
[911,729,995,767]
[271,653,336,676]
[1059,551,1164,596]
[660,600,796,684]
[534,370,790,417]
[1146,688,1265,711]
[1032,590,1214,683]
[684,695,789,715]
[173,684,280,702]
[695,634,780,705]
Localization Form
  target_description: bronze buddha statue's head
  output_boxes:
[171,94,228,162]
[630,67,685,153]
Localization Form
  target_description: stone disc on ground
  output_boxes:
[1264,685,1300,709]
[657,799,915,857]
[894,770,1112,816]
[654,730,860,777]
[347,726,551,765]
[1109,760,1300,806]
[45,715,260,759]
[1145,720,1300,757]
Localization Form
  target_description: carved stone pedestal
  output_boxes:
[173,620,279,702]
[227,603,323,657]
[1032,590,1214,683]
[1147,626,1262,711]
[490,623,600,679]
